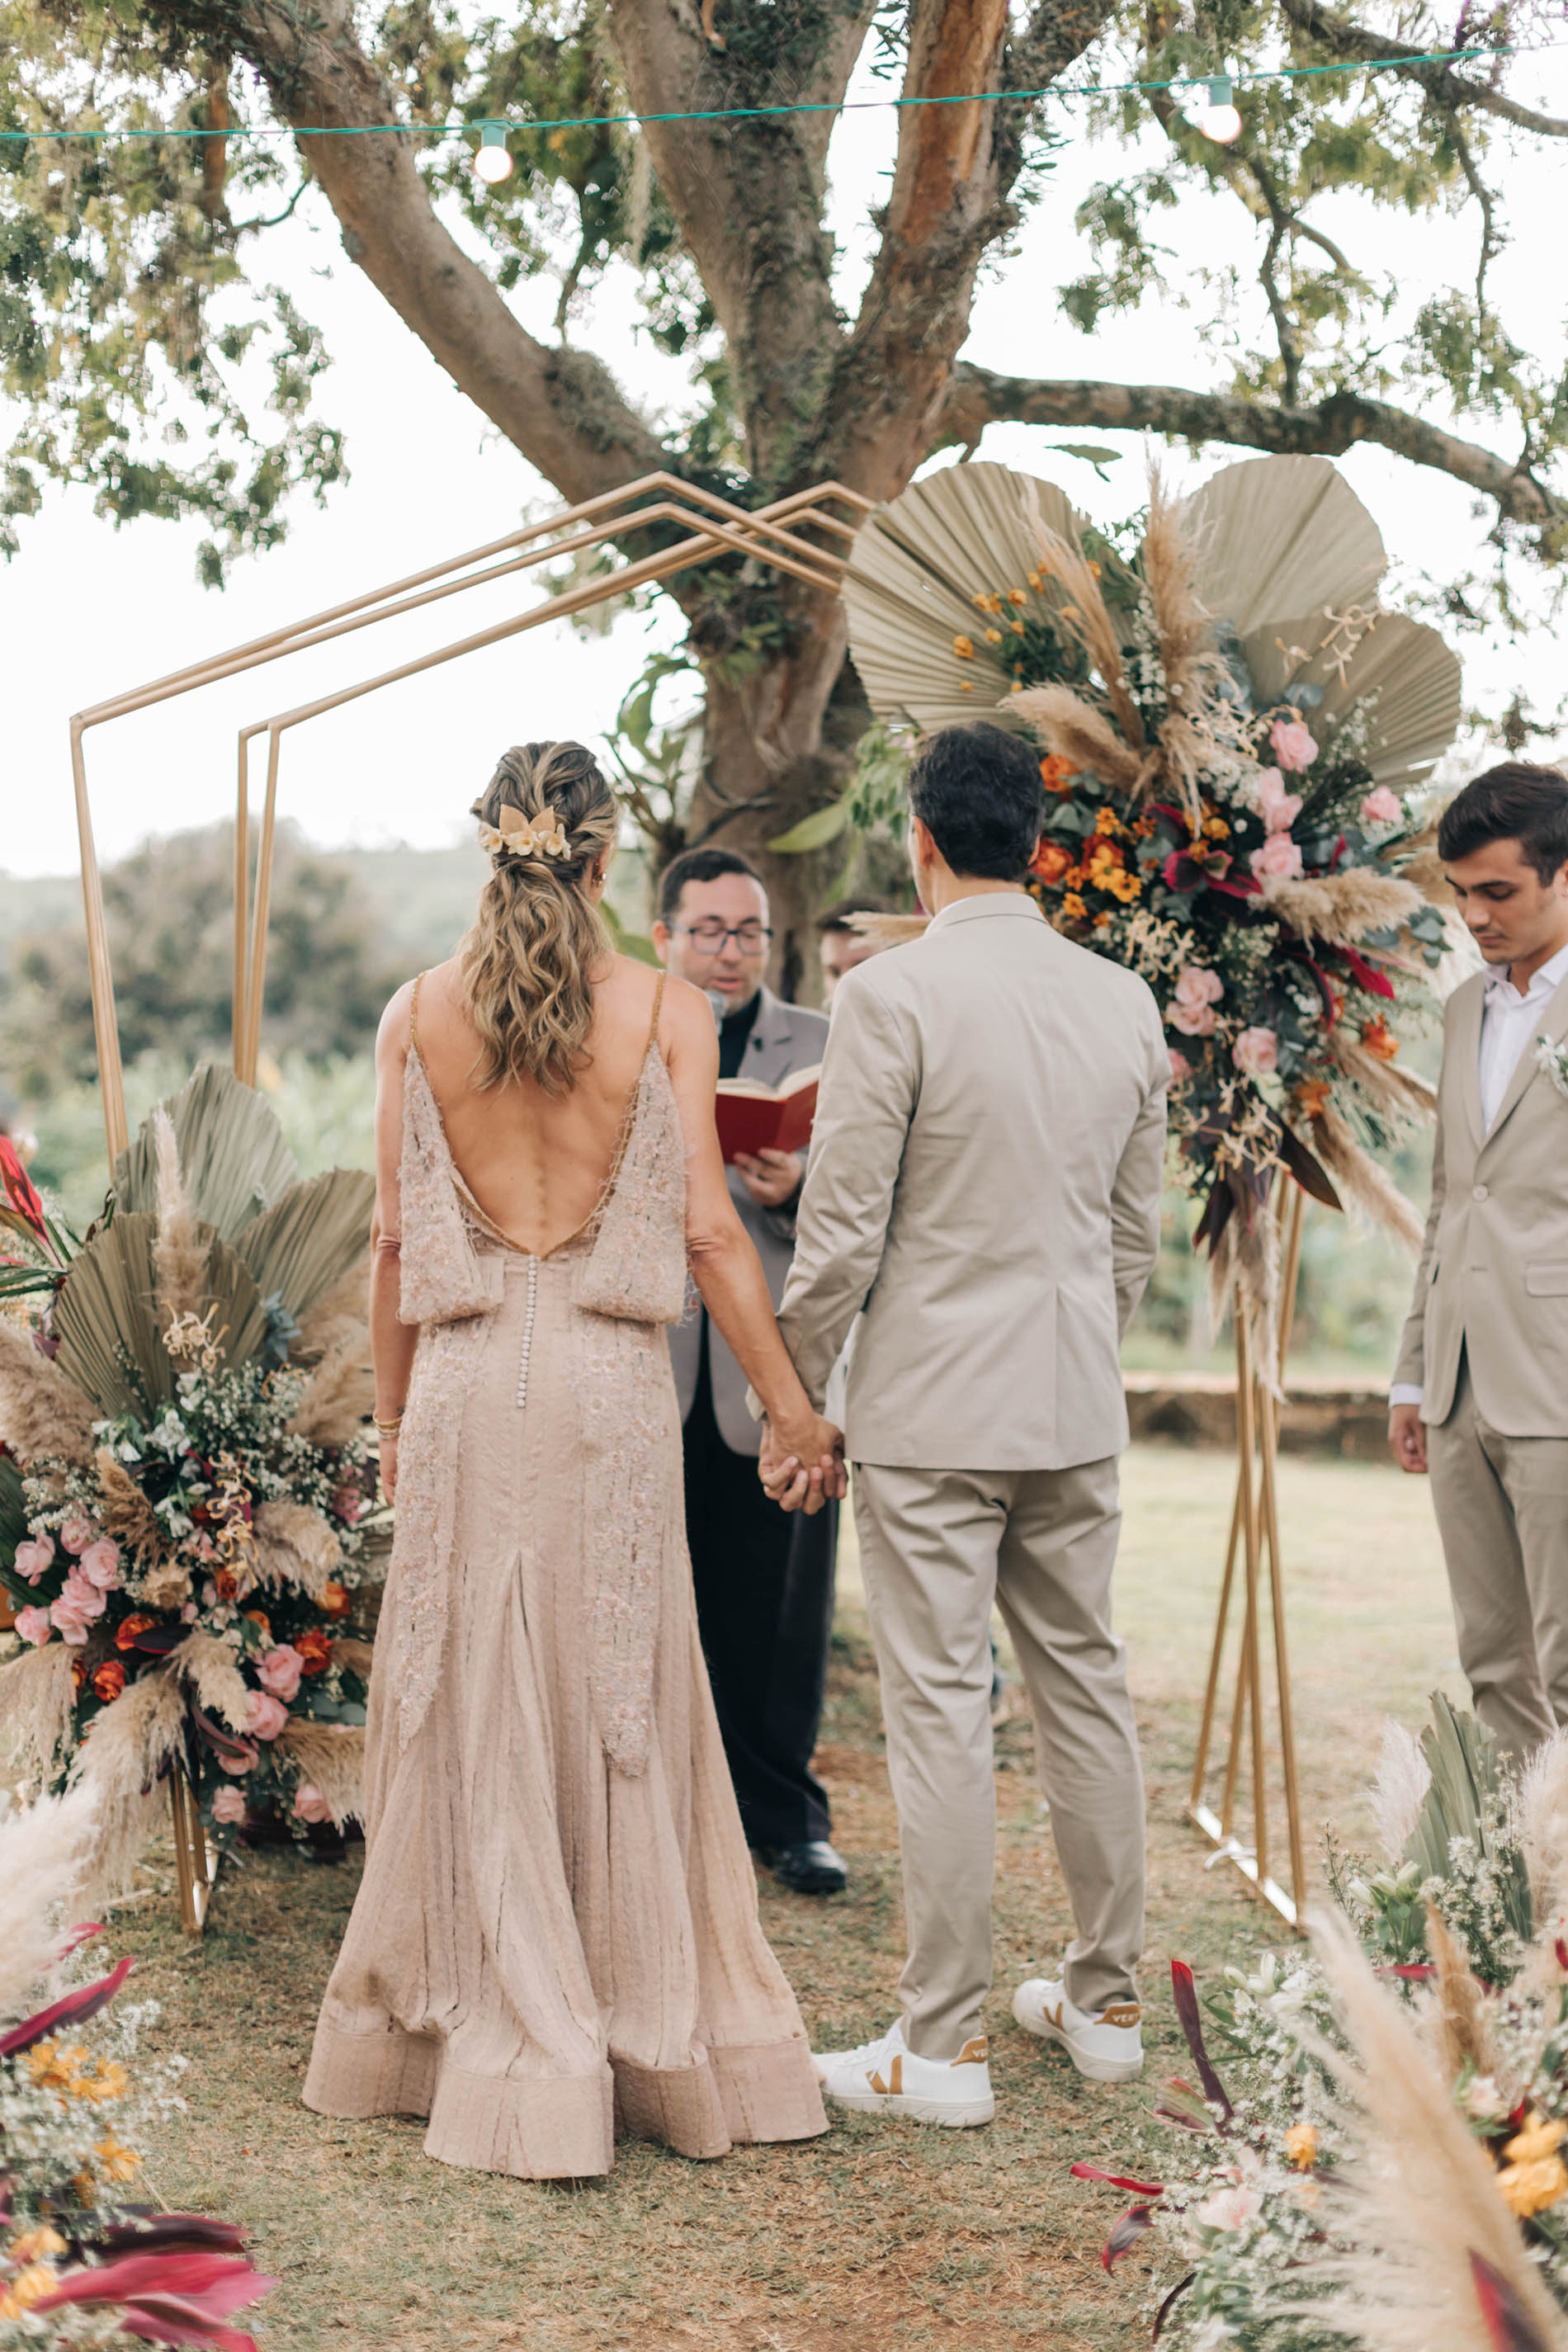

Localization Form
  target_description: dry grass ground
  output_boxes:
[116,1447,1463,2352]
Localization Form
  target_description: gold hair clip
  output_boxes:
[478,801,573,862]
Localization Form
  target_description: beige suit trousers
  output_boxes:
[852,1458,1145,2058]
[1429,1355,1568,1764]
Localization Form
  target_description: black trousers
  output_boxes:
[682,1325,835,1849]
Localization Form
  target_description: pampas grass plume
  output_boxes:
[0,1320,97,1466]
[253,1500,341,1600]
[1009,685,1147,796]
[0,1640,80,1786]
[169,1630,253,1736]
[152,1107,208,1322]
[0,1781,102,2020]
[1310,1105,1427,1252]
[277,1721,365,1829]
[1372,1717,1431,1863]
[69,1667,187,1904]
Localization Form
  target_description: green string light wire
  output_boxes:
[0,38,1560,147]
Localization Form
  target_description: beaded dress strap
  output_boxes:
[646,968,667,1057]
[409,971,427,1058]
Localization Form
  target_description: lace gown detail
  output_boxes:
[303,1004,826,2178]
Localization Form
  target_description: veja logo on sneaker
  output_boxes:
[867,2055,903,2095]
[1100,2004,1141,2028]
[1043,2002,1065,2029]
[952,2038,989,2067]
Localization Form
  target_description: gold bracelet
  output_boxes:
[373,1414,404,1438]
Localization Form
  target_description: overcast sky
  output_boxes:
[4,44,1566,880]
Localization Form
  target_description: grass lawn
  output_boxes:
[117,1446,1462,2352]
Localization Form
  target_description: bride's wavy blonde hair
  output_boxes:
[457,741,619,1095]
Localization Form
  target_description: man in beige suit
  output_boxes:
[763,722,1168,2126]
[1391,762,1568,1764]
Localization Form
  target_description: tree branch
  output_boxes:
[205,0,665,508]
[933,364,1568,539]
[1276,0,1568,138]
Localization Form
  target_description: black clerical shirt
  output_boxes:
[716,990,760,1080]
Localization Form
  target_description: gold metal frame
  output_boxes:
[64,471,870,1927]
[68,472,871,1158]
[1187,1181,1309,1929]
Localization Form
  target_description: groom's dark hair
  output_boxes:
[907,723,1046,881]
[1438,762,1568,884]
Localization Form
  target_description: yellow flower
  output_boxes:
[1062,892,1088,923]
[0,2266,58,2319]
[984,628,1004,645]
[25,2039,91,2095]
[1505,2115,1567,2165]
[1008,588,1027,606]
[1060,603,1080,622]
[1284,2123,1318,2170]
[958,680,975,692]
[78,2059,130,2105]
[1088,560,1102,579]
[1496,2155,1568,2217]
[1108,871,1143,904]
[971,591,1003,614]
[92,2134,143,2185]
[1203,815,1231,839]
[952,635,975,659]
[1094,807,1122,835]
[1027,568,1046,591]
[8,2229,67,2265]
[1008,621,1025,635]
[1009,680,1023,693]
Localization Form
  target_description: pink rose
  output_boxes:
[217,1741,260,1777]
[257,1645,304,1703]
[1250,832,1304,881]
[14,1605,53,1647]
[293,1783,333,1825]
[77,1538,120,1593]
[330,1484,364,1527]
[1196,2184,1262,2232]
[1169,968,1223,1039]
[1361,786,1402,828]
[50,1593,92,1645]
[1256,767,1303,834]
[210,1787,248,1825]
[59,1516,97,1556]
[12,1535,54,1585]
[50,1567,106,1643]
[246,1690,290,1741]
[1268,718,1318,772]
[1168,1046,1193,1082]
[1233,1026,1279,1077]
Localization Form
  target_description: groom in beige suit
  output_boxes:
[763,722,1168,2127]
[1391,762,1568,1764]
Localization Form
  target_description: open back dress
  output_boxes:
[303,974,827,2176]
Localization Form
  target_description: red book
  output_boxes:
[714,1066,821,1164]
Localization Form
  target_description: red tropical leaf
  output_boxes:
[1070,2162,1166,2197]
[32,2252,275,2319]
[119,2316,262,2352]
[1169,1960,1234,2119]
[1153,2273,1197,2342]
[0,1139,48,1242]
[1554,1937,1568,1974]
[1339,946,1396,1000]
[0,1956,135,2057]
[90,2217,250,2261]
[1103,2203,1158,2271]
[1470,2251,1556,2351]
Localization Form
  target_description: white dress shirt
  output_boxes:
[1391,937,1568,1407]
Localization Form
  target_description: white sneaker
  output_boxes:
[812,2019,994,2128]
[1012,1977,1143,2083]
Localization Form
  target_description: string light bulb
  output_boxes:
[1197,73,1242,143]
[473,120,514,184]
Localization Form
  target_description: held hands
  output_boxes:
[758,1415,847,1515]
[734,1149,804,1210]
[1389,1402,1428,1476]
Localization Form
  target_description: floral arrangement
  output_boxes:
[1078,1696,1568,2351]
[840,456,1463,1315]
[0,1783,276,2349]
[0,1067,379,1896]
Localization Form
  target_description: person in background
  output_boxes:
[817,899,893,1005]
[1391,762,1568,1764]
[654,847,848,1896]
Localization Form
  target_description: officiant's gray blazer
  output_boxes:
[670,985,829,1457]
[777,894,1168,1471]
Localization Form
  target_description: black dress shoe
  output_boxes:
[764,1840,848,1896]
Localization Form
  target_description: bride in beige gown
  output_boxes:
[304,740,842,2179]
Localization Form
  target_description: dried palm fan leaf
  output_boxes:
[843,911,931,951]
[69,1665,188,1905]
[152,1108,207,1322]
[1294,1909,1566,2352]
[1372,1717,1431,1864]
[0,1781,102,2019]
[1259,867,1426,949]
[1309,1106,1426,1251]
[1009,684,1148,796]
[842,462,1082,734]
[114,1065,300,1240]
[1241,607,1462,796]
[0,1319,97,1464]
[253,1500,341,1599]
[53,1214,269,1420]
[1023,498,1147,753]
[0,1640,78,1787]
[234,1167,375,1330]
[277,1721,365,1828]
[1182,453,1387,635]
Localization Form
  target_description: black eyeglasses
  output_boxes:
[674,923,773,954]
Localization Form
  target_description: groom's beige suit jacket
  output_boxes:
[777,894,1169,1471]
[1394,965,1568,1436]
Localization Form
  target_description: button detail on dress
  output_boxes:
[1473,1183,1490,1202]
[516,1254,540,1410]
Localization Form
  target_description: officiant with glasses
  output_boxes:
[654,847,845,1896]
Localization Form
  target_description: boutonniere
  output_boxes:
[1535,1035,1568,1103]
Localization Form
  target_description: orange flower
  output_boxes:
[1360,1016,1400,1062]
[958,680,975,693]
[0,2268,58,2321]
[952,635,975,659]
[1284,2123,1318,2170]
[1061,892,1088,923]
[115,1612,156,1651]
[1094,807,1123,836]
[1294,1079,1332,1120]
[243,1608,274,1644]
[92,2134,141,2185]
[295,1627,334,1678]
[70,1655,87,1693]
[1039,755,1079,795]
[92,1660,126,1705]
[1007,588,1027,607]
[213,1566,239,1602]
[1032,842,1074,886]
[983,628,1003,645]
[1092,910,1112,928]
[320,1582,352,1620]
